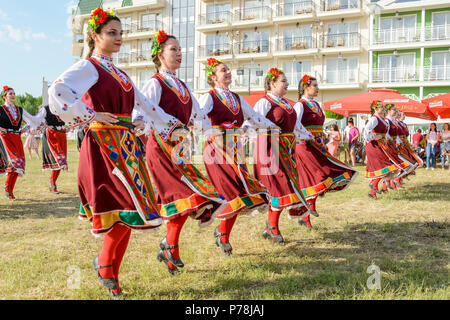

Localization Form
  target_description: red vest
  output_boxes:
[298,99,325,127]
[264,96,297,132]
[373,115,388,134]
[207,90,244,127]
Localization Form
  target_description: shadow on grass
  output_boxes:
[133,221,449,299]
[387,182,450,202]
[0,195,80,220]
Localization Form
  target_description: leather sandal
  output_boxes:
[93,255,117,290]
[262,220,285,245]
[159,237,184,268]
[156,250,180,275]
[214,227,232,257]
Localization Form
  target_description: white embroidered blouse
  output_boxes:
[364,115,391,143]
[1,103,40,130]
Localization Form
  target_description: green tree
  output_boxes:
[324,110,345,120]
[13,93,42,115]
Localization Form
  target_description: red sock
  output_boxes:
[369,188,377,199]
[307,197,317,212]
[218,215,237,243]
[50,170,61,186]
[5,172,19,193]
[302,215,313,228]
[372,178,381,190]
[388,179,397,190]
[268,209,282,236]
[166,214,189,262]
[395,178,402,186]
[98,224,130,280]
[111,228,131,293]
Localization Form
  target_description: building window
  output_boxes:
[139,70,154,90]
[282,0,314,16]
[140,41,152,60]
[122,16,131,32]
[205,34,231,56]
[206,3,231,24]
[282,26,313,50]
[378,15,418,43]
[429,52,450,81]
[235,63,269,89]
[173,0,195,88]
[326,58,358,83]
[241,31,270,53]
[432,12,450,40]
[283,61,312,86]
[141,13,161,31]
[326,22,359,47]
[326,0,359,10]
[377,53,416,82]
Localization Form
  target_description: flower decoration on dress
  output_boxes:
[302,74,312,86]
[1,85,11,97]
[152,30,168,55]
[206,58,222,77]
[88,8,115,32]
[268,68,282,80]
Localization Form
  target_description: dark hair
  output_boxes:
[207,62,226,88]
[298,76,317,100]
[348,118,354,124]
[417,129,422,133]
[87,15,122,58]
[264,70,285,94]
[331,124,339,131]
[444,123,449,130]
[151,35,177,72]
[429,123,437,132]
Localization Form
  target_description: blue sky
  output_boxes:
[0,0,78,97]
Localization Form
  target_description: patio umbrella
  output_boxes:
[243,91,296,107]
[422,93,450,119]
[323,88,437,120]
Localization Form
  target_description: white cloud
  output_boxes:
[0,9,8,20]
[32,32,47,40]
[0,25,48,42]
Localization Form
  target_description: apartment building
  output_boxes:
[368,0,450,101]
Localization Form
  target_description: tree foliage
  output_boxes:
[2,93,42,115]
[324,110,345,120]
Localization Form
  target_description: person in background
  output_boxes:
[426,123,439,170]
[440,123,449,169]
[326,124,341,158]
[347,118,360,167]
[24,128,41,159]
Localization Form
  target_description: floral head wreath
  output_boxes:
[1,86,11,98]
[301,74,312,87]
[152,30,168,56]
[88,8,116,32]
[384,103,394,111]
[370,100,383,112]
[268,68,282,80]
[206,58,222,77]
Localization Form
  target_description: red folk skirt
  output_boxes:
[365,136,407,179]
[42,128,68,171]
[0,132,25,176]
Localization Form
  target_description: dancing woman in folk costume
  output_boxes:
[292,76,357,229]
[0,86,40,200]
[253,68,313,245]
[396,111,423,173]
[385,105,414,189]
[364,101,409,200]
[35,105,68,194]
[135,31,225,275]
[48,10,178,298]
[199,58,278,256]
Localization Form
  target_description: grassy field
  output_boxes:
[0,140,448,300]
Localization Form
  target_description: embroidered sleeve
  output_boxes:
[189,89,212,133]
[134,80,181,141]
[364,117,378,143]
[22,109,42,130]
[48,60,97,128]
[241,96,276,129]
[198,93,214,115]
[292,102,313,141]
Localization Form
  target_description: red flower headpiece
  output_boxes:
[268,68,281,80]
[370,100,383,112]
[206,58,222,76]
[152,30,168,55]
[302,74,311,86]
[1,85,11,97]
[88,8,115,32]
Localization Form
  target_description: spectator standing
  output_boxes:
[426,123,439,170]
[326,124,341,158]
[440,123,449,169]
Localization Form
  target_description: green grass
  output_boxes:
[0,140,448,300]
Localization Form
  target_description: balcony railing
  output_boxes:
[285,72,313,86]
[130,51,152,64]
[373,28,420,45]
[114,53,131,65]
[276,1,314,17]
[122,21,164,34]
[233,6,272,21]
[321,0,360,11]
[277,36,316,51]
[234,40,271,54]
[324,69,359,84]
[425,25,450,41]
[321,32,360,48]
[198,11,232,25]
[424,65,450,81]
[198,44,232,58]
[372,67,418,83]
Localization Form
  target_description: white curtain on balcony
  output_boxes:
[378,53,415,82]
[283,27,313,50]
[327,22,359,47]
[206,3,231,23]
[141,13,161,31]
[433,12,450,40]
[139,70,154,90]
[431,52,450,81]
[242,31,270,53]
[206,34,231,54]
[379,15,416,43]
[243,0,270,19]
[326,58,358,83]
[283,61,312,86]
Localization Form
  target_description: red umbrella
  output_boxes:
[324,88,436,120]
[243,91,296,108]
[422,93,450,119]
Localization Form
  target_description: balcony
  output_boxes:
[317,0,363,19]
[129,52,154,67]
[371,67,419,84]
[197,11,232,32]
[321,69,361,89]
[425,25,450,43]
[320,32,362,54]
[274,1,315,24]
[373,28,420,47]
[232,6,273,27]
[273,36,318,57]
[234,40,272,60]
[122,21,164,39]
[285,72,316,88]
[197,44,232,60]
[424,65,450,82]
[114,53,131,66]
